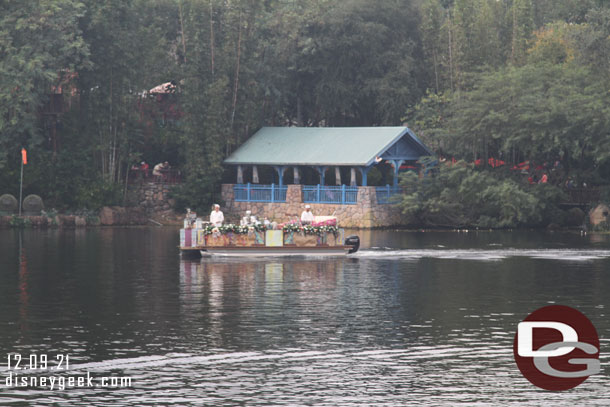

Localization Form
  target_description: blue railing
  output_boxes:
[234,183,287,202]
[376,185,401,204]
[303,185,358,204]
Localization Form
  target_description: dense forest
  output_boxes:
[1,0,609,227]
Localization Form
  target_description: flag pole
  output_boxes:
[19,149,24,216]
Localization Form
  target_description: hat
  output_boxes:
[305,205,311,209]
[141,161,145,165]
[213,204,220,208]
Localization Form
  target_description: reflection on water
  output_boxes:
[354,248,610,261]
[0,228,609,405]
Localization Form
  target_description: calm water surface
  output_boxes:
[1,228,609,405]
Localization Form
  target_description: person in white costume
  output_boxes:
[210,204,224,226]
[300,205,315,225]
[240,210,252,226]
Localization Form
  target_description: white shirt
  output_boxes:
[210,210,224,226]
[300,210,314,223]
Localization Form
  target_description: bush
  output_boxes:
[398,162,565,228]
[9,215,31,228]
[74,181,123,210]
[565,207,586,227]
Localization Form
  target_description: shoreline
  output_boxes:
[0,215,599,233]
[0,206,184,228]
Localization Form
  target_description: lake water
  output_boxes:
[1,227,609,405]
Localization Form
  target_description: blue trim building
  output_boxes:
[224,126,432,205]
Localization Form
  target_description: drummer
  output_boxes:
[300,204,315,225]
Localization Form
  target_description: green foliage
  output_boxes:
[398,163,565,228]
[403,90,452,151]
[0,0,90,168]
[0,0,609,216]
[9,216,32,228]
[294,0,424,125]
[510,0,535,65]
[436,62,610,173]
[74,180,122,210]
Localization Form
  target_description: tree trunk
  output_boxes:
[209,0,215,75]
[432,50,439,93]
[123,159,130,205]
[447,10,454,92]
[484,134,489,168]
[178,1,187,63]
[230,11,242,132]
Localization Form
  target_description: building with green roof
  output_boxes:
[221,126,433,227]
[225,126,431,186]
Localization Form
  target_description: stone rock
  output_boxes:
[99,207,114,225]
[28,216,48,227]
[99,206,147,226]
[22,194,44,215]
[75,216,87,227]
[0,194,18,214]
[589,204,610,227]
[59,215,75,227]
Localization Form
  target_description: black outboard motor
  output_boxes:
[345,235,360,254]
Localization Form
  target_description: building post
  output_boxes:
[237,165,243,184]
[335,167,341,186]
[316,166,327,186]
[391,160,404,187]
[252,165,259,183]
[293,167,300,184]
[350,168,357,186]
[358,166,371,186]
[274,166,286,187]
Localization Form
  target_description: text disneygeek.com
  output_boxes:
[4,372,132,391]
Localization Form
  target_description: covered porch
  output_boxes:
[223,127,432,206]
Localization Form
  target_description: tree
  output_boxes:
[510,0,534,66]
[295,0,424,125]
[397,163,555,228]
[420,0,448,93]
[448,63,610,171]
[0,0,89,169]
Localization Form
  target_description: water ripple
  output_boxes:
[355,248,610,261]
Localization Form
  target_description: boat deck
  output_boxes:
[181,245,352,257]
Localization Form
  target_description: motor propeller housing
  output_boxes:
[345,235,360,254]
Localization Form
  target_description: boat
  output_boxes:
[179,216,359,257]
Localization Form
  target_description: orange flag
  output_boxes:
[21,148,27,165]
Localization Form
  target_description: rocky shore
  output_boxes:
[0,182,183,228]
[0,206,183,228]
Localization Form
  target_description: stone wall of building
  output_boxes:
[221,184,404,228]
[129,182,175,214]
